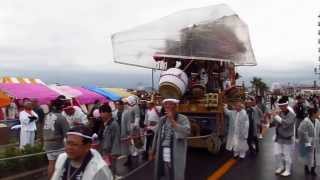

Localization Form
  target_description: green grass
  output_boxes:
[0,143,47,178]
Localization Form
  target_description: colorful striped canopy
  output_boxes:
[103,88,133,98]
[84,86,122,101]
[48,85,83,99]
[73,87,108,105]
[0,84,59,105]
[0,76,45,84]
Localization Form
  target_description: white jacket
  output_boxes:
[144,108,160,132]
[51,149,113,180]
[225,108,249,152]
[62,106,88,127]
[19,110,38,131]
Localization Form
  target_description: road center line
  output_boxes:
[207,158,237,180]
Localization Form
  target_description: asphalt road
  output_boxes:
[36,128,319,180]
[123,146,232,180]
[125,129,320,180]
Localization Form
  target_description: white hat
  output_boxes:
[277,97,289,106]
[127,96,137,106]
[277,102,289,106]
[162,98,180,104]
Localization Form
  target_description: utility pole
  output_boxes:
[151,69,155,91]
[314,14,320,88]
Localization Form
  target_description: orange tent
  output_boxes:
[0,91,10,107]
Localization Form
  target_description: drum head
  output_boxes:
[159,82,182,99]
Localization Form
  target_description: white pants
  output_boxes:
[232,136,248,158]
[20,130,35,149]
[274,142,294,170]
[234,151,247,158]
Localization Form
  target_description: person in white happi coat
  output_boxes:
[51,126,113,180]
[144,100,160,160]
[269,96,296,177]
[62,105,88,128]
[119,101,133,166]
[121,96,141,166]
[19,100,39,149]
[150,98,191,180]
[298,107,320,176]
[224,101,249,159]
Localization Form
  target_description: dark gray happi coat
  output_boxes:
[152,114,190,180]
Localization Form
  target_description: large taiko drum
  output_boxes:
[159,68,188,99]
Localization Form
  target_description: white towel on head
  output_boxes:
[127,96,137,106]
[162,98,180,104]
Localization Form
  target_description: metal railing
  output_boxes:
[0,132,214,161]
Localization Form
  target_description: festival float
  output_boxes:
[111,4,256,153]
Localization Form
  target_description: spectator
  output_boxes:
[43,98,69,179]
[19,99,38,149]
[32,99,45,144]
[6,99,18,120]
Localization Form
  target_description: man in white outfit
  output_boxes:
[224,101,249,159]
[62,105,88,128]
[19,100,38,149]
[269,96,296,177]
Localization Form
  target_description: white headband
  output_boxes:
[67,132,93,140]
[277,101,288,106]
[162,98,180,104]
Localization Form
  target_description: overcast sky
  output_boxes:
[0,0,319,86]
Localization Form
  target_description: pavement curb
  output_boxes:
[1,167,47,180]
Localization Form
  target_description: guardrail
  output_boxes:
[0,133,214,162]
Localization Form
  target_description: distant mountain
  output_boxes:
[0,63,316,88]
[238,62,316,86]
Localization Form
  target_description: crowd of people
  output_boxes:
[7,91,320,179]
[224,94,320,177]
[9,94,190,180]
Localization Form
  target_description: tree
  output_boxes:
[251,77,269,96]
